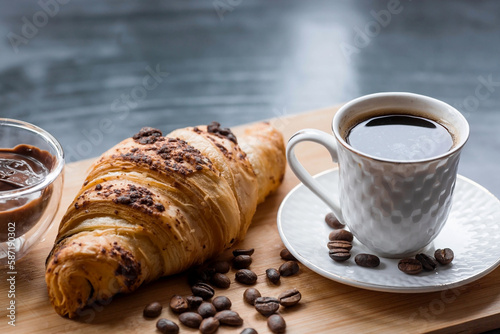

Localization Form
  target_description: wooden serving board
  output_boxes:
[2,106,500,334]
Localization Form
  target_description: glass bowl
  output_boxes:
[0,119,64,265]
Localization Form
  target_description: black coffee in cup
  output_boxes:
[345,114,453,161]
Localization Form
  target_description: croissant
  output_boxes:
[45,122,285,318]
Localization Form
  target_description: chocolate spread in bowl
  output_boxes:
[0,145,56,242]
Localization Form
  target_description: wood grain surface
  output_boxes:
[2,1,500,198]
[1,107,500,334]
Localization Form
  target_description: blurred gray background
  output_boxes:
[0,0,499,198]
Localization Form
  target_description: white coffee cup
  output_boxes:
[287,92,469,258]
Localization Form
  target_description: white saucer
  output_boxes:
[277,168,500,293]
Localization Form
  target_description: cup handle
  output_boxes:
[286,129,344,223]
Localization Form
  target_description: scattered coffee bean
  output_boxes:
[267,314,286,333]
[143,301,162,318]
[170,295,189,314]
[235,269,257,285]
[198,302,217,318]
[243,288,261,305]
[186,295,203,310]
[233,255,253,269]
[354,253,380,268]
[327,240,352,251]
[254,297,280,316]
[202,267,216,279]
[212,296,232,311]
[278,288,301,307]
[329,249,351,262]
[280,248,297,261]
[233,248,255,256]
[325,212,345,229]
[214,310,244,326]
[329,229,353,242]
[187,267,198,285]
[435,248,454,265]
[188,266,215,285]
[212,260,230,274]
[178,312,203,328]
[398,258,423,275]
[266,268,280,285]
[279,261,299,276]
[199,317,220,334]
[156,318,179,334]
[416,253,438,271]
[211,272,231,289]
[191,282,215,300]
[240,328,258,334]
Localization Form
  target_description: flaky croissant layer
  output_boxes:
[45,122,285,318]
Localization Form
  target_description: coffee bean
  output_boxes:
[170,295,189,314]
[416,253,438,271]
[279,248,296,261]
[212,296,232,311]
[214,310,244,326]
[233,248,255,256]
[434,248,454,265]
[211,272,231,289]
[267,314,286,333]
[179,312,203,328]
[202,267,216,279]
[188,266,215,285]
[212,260,230,274]
[156,318,179,334]
[328,229,353,242]
[233,255,253,269]
[354,253,380,268]
[186,295,203,310]
[329,249,351,262]
[278,288,301,307]
[198,302,217,318]
[191,283,215,300]
[243,288,261,305]
[325,212,345,229]
[187,271,202,286]
[199,317,219,334]
[398,258,423,275]
[279,261,299,276]
[143,301,162,318]
[266,268,280,285]
[235,269,257,285]
[254,297,280,316]
[240,328,258,334]
[327,240,352,251]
